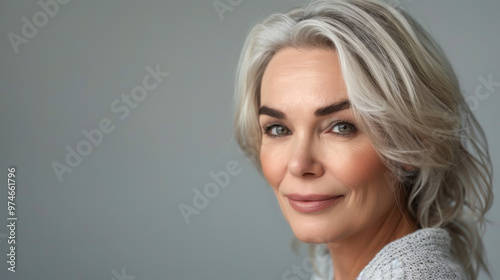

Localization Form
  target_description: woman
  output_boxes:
[232,0,493,279]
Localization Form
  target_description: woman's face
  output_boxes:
[259,47,400,244]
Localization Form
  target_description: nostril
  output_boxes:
[303,172,316,177]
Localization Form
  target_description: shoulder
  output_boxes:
[357,228,465,280]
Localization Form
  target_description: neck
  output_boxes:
[327,204,417,280]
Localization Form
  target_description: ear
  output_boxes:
[401,164,417,171]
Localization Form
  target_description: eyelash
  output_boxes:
[261,120,357,138]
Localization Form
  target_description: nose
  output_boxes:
[288,134,324,178]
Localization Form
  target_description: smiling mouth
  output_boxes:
[286,194,344,213]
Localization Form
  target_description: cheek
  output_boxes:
[326,139,389,190]
[260,144,286,190]
[331,142,395,222]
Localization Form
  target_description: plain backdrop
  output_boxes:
[0,0,498,279]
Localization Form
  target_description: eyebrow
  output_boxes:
[258,100,350,119]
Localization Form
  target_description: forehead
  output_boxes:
[260,47,348,106]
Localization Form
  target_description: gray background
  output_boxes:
[0,0,498,279]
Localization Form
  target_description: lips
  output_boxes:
[286,193,343,213]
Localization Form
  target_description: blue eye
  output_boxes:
[262,121,356,138]
[263,124,290,137]
[330,121,356,136]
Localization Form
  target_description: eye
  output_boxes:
[262,124,290,137]
[330,121,356,136]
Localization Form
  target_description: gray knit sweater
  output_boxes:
[310,228,465,279]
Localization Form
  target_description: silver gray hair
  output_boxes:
[232,0,493,278]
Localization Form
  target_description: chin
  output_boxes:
[294,232,327,244]
[288,217,341,244]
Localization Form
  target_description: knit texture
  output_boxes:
[310,228,465,280]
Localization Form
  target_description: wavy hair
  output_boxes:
[232,0,493,278]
